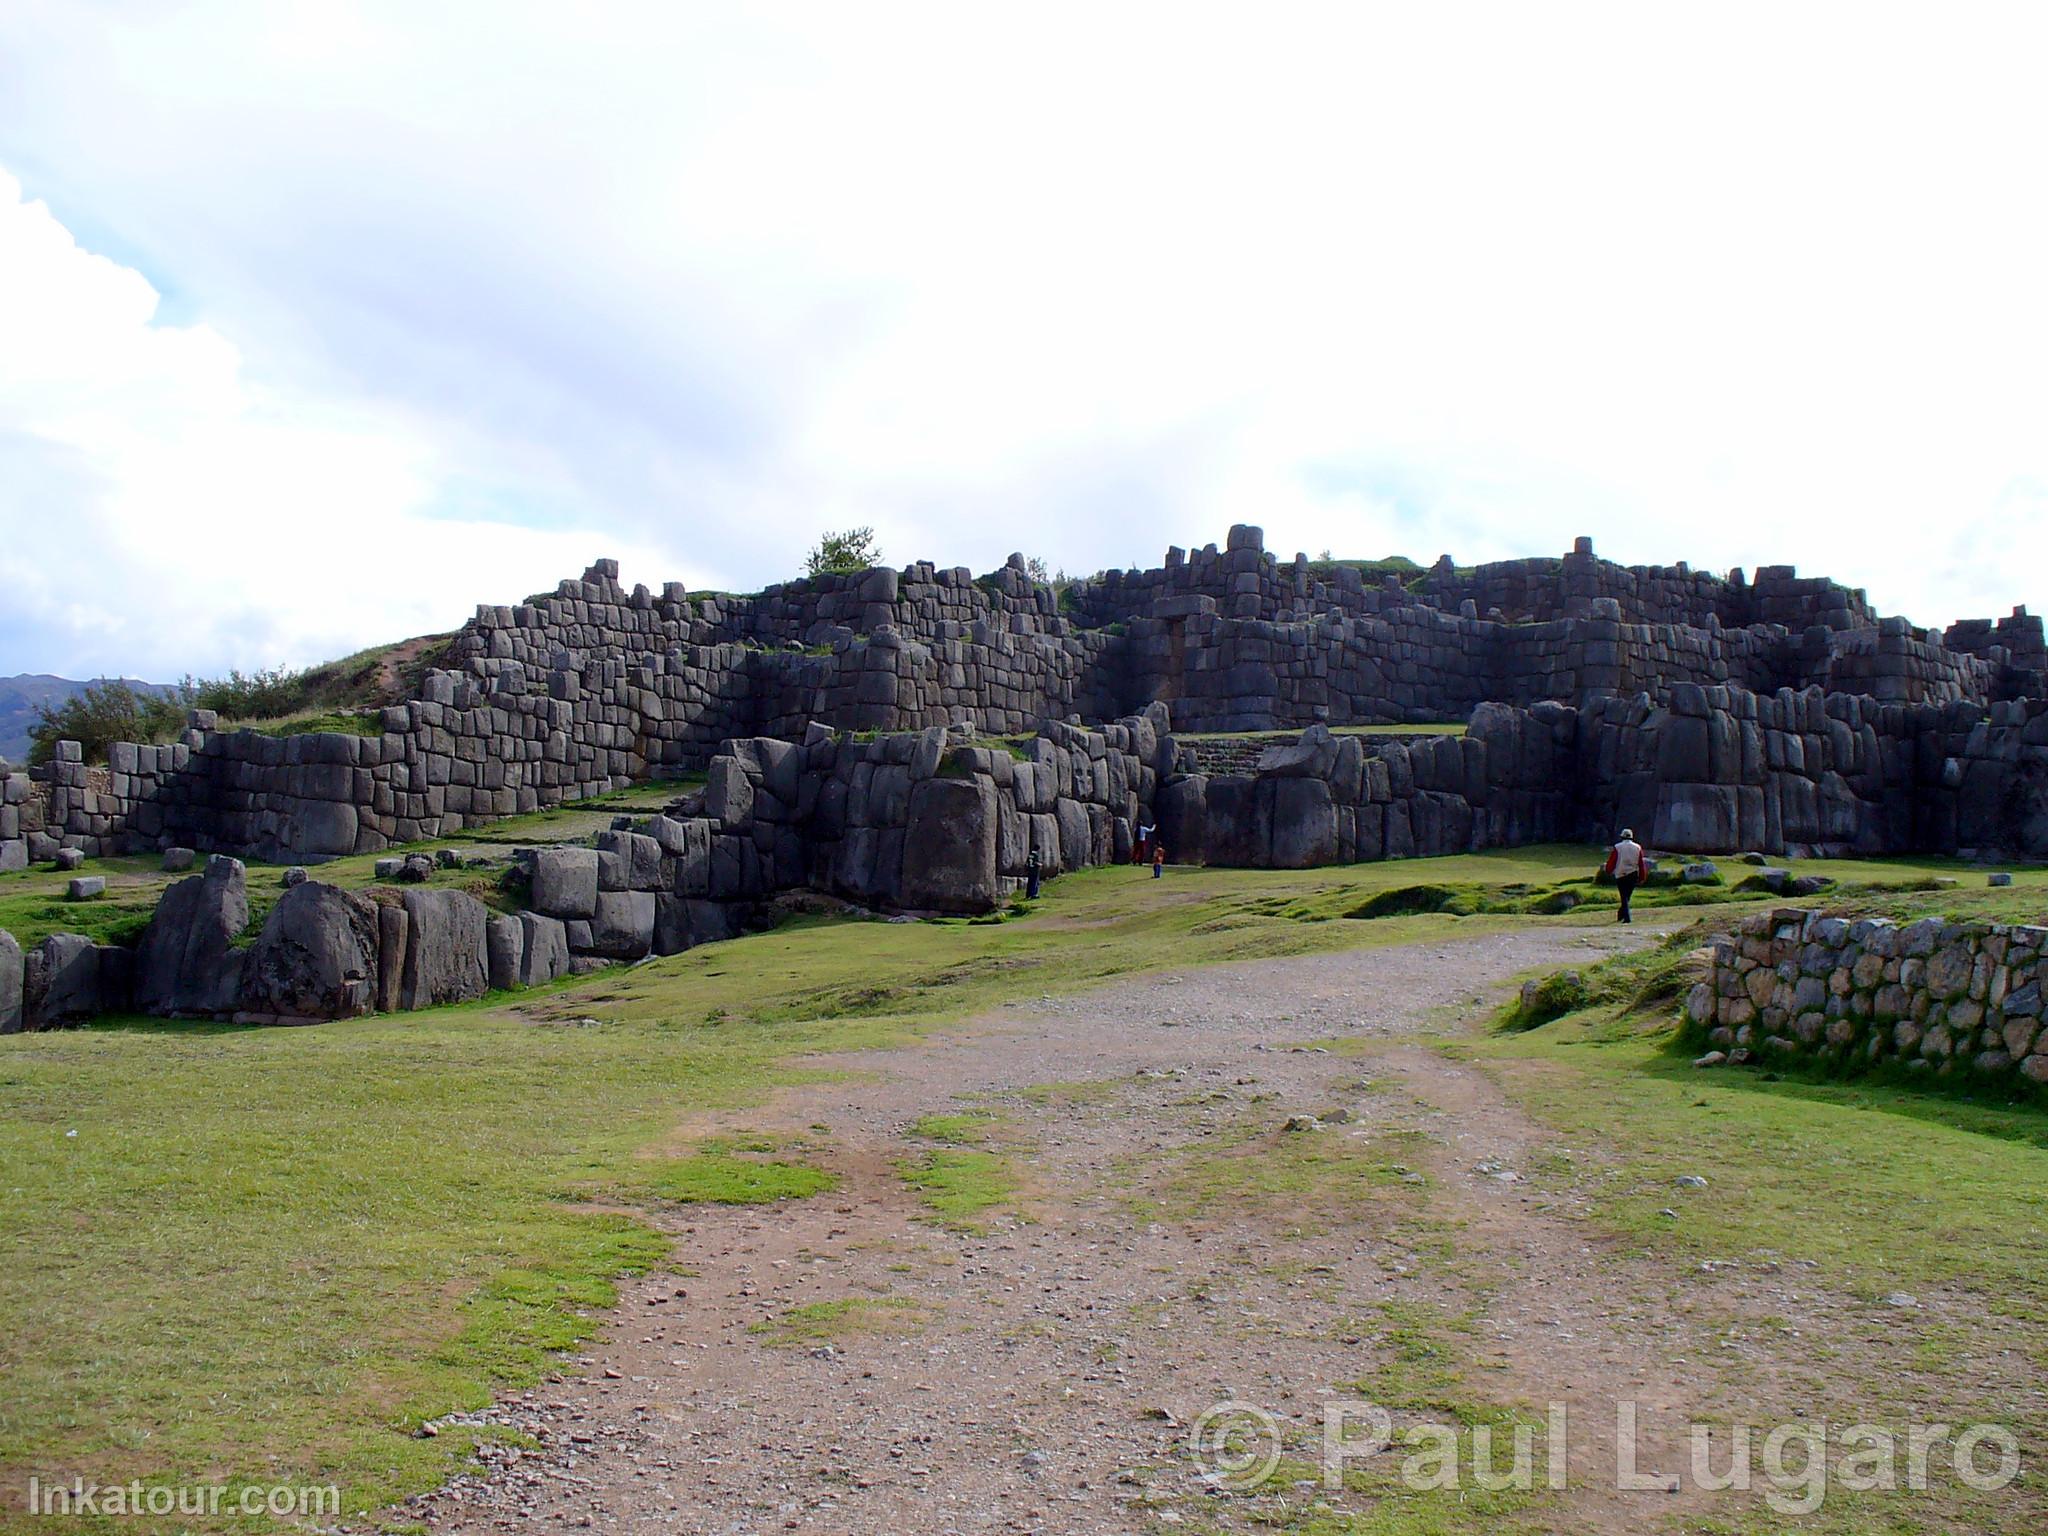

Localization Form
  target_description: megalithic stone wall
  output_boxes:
[803,709,1170,908]
[1577,687,2048,860]
[1152,689,2048,867]
[445,555,1120,758]
[21,679,2048,867]
[1156,706,1583,869]
[1689,908,2048,1090]
[7,529,2044,865]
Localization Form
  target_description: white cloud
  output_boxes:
[0,168,674,677]
[2,2,2047,678]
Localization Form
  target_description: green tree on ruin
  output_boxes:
[804,527,884,577]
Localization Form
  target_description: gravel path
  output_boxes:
[402,918,2038,1535]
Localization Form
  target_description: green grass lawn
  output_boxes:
[3,846,2045,1530]
[1482,1023,2048,1318]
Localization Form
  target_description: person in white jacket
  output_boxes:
[1602,829,1645,924]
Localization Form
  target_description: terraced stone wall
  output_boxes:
[8,528,2035,862]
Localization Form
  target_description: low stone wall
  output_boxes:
[1688,908,2048,1089]
[2,714,1159,1030]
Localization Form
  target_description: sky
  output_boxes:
[2,2,2046,681]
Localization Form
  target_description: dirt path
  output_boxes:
[401,919,2014,1534]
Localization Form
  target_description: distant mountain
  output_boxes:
[0,675,176,766]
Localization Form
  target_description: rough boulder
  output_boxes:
[240,883,383,1021]
[134,854,249,1016]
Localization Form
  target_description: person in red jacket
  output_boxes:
[1602,829,1645,924]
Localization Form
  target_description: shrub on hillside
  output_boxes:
[28,681,189,766]
[183,666,309,719]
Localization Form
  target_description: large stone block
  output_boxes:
[595,829,662,891]
[587,890,656,957]
[706,757,754,825]
[870,764,912,826]
[909,726,948,782]
[1154,775,1208,866]
[486,914,526,990]
[1384,799,1415,859]
[25,934,108,1028]
[398,889,490,1010]
[729,736,802,803]
[287,799,360,857]
[1656,715,1713,782]
[1204,776,1272,866]
[1354,802,1386,861]
[1053,796,1091,873]
[665,815,713,896]
[1268,777,1337,868]
[647,814,692,856]
[517,913,572,986]
[900,776,1000,913]
[622,830,664,889]
[996,797,1029,875]
[1255,722,1339,779]
[1652,783,1740,851]
[1330,736,1366,804]
[377,903,408,1012]
[654,895,733,954]
[531,846,600,919]
[832,826,884,898]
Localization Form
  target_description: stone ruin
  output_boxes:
[4,526,2048,1030]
